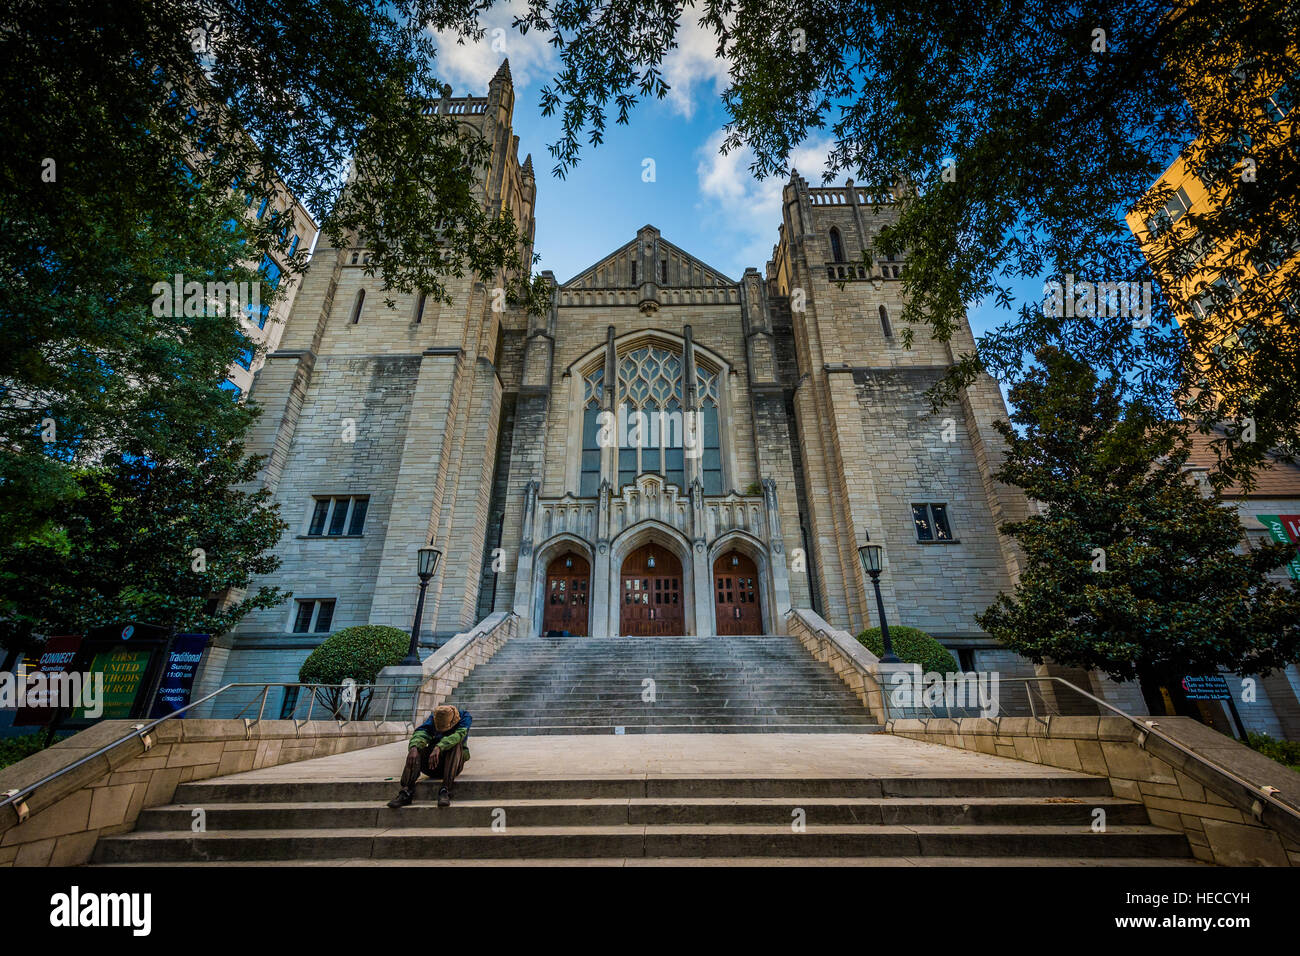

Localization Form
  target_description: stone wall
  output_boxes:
[786,608,888,723]
[888,714,1300,866]
[0,718,410,866]
[851,366,1014,637]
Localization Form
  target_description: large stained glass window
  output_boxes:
[581,343,724,495]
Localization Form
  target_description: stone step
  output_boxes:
[456,703,874,715]
[135,796,1153,831]
[468,723,884,735]
[457,695,870,704]
[93,824,1190,863]
[174,775,1117,803]
[464,714,878,727]
[92,856,1208,867]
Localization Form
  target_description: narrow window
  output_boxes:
[930,504,953,540]
[279,686,301,719]
[879,305,893,338]
[346,498,369,535]
[327,497,351,535]
[829,227,845,263]
[414,292,427,324]
[312,600,335,633]
[350,288,365,324]
[912,504,933,541]
[580,405,602,497]
[292,601,315,633]
[702,403,722,495]
[661,260,668,284]
[308,499,330,536]
[631,260,637,285]
[913,503,954,542]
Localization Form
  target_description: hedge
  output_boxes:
[855,625,959,673]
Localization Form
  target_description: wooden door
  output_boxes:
[714,550,761,635]
[541,553,590,636]
[620,545,684,636]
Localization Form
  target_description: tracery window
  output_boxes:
[580,343,724,496]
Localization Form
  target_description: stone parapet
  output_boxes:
[786,607,888,723]
[888,713,1300,866]
[0,717,410,867]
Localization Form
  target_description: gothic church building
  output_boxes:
[195,61,1037,699]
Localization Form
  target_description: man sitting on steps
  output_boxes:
[387,704,472,809]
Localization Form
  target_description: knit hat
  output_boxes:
[433,705,460,732]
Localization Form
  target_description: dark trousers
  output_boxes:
[400,742,465,792]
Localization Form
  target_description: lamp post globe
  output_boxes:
[858,543,899,664]
[404,547,443,666]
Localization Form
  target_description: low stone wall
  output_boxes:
[375,611,518,724]
[0,717,411,866]
[786,608,888,724]
[889,714,1300,866]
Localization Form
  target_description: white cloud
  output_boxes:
[428,0,557,95]
[695,129,836,273]
[661,13,731,119]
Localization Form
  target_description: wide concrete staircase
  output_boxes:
[87,634,1197,865]
[442,635,882,735]
[94,772,1194,864]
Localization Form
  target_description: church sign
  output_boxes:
[1256,514,1300,581]
[148,633,210,718]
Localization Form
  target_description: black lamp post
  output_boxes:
[858,543,899,663]
[403,545,442,666]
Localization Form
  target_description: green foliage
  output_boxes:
[0,440,289,651]
[298,625,410,720]
[1246,733,1300,773]
[856,625,958,673]
[505,0,1300,489]
[976,347,1300,696]
[298,625,410,686]
[0,731,69,772]
[0,1,550,654]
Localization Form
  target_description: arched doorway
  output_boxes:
[714,550,761,635]
[541,552,590,636]
[620,544,683,636]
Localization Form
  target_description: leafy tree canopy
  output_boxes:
[502,0,1300,489]
[976,346,1300,710]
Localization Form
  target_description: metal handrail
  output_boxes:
[900,674,1300,825]
[0,680,404,818]
[408,612,519,724]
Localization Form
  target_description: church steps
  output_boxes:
[132,796,1153,831]
[94,824,1190,863]
[439,634,879,735]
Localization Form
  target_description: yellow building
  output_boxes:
[1126,46,1298,365]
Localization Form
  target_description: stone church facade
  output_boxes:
[193,61,1040,703]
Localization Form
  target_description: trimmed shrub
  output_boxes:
[1246,732,1300,773]
[856,625,958,673]
[0,731,69,771]
[298,625,410,718]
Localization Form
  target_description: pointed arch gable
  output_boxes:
[565,329,730,381]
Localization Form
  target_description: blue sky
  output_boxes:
[430,8,1045,343]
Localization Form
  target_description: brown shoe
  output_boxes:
[387,788,413,809]
[437,787,451,808]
